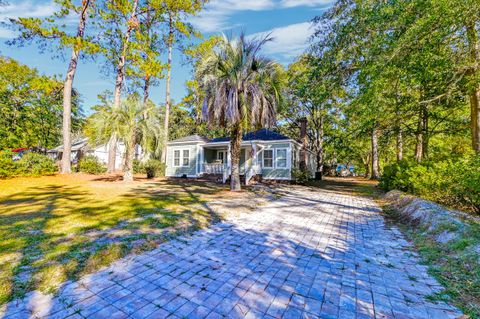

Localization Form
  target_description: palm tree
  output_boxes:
[87,97,162,182]
[196,34,284,191]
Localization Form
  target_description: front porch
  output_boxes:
[200,144,262,185]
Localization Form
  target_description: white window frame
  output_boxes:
[173,148,190,167]
[275,148,288,169]
[263,149,274,168]
[173,150,181,167]
[182,149,190,166]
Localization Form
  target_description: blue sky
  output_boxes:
[0,0,333,114]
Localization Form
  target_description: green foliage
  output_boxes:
[86,96,163,180]
[0,56,83,150]
[143,159,165,179]
[381,156,480,214]
[292,168,311,185]
[0,151,17,178]
[196,33,285,131]
[13,152,57,177]
[379,160,420,192]
[0,151,55,178]
[8,0,100,56]
[133,159,144,174]
[77,155,106,175]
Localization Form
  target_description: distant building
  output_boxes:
[47,138,144,170]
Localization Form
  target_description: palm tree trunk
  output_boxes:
[61,0,91,174]
[371,125,380,179]
[230,125,242,191]
[161,13,174,164]
[123,130,136,182]
[466,21,480,153]
[107,0,138,173]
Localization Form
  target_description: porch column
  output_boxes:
[227,145,231,181]
[223,145,231,184]
[246,145,256,186]
[199,145,204,175]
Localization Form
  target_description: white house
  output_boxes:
[48,138,144,170]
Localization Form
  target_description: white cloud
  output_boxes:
[0,1,57,38]
[280,0,334,8]
[250,22,315,61]
[191,0,333,33]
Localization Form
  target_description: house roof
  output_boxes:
[168,134,210,144]
[48,138,89,152]
[167,129,292,146]
[208,129,289,143]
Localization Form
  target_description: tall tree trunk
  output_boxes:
[230,125,242,191]
[161,13,174,164]
[363,154,371,178]
[466,21,480,153]
[107,0,138,173]
[315,116,324,179]
[143,75,150,105]
[396,125,403,161]
[371,125,380,179]
[123,130,136,182]
[415,107,423,162]
[61,0,91,174]
[422,109,429,159]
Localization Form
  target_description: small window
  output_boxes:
[276,149,287,168]
[174,150,180,167]
[183,150,189,166]
[218,151,224,163]
[263,149,273,168]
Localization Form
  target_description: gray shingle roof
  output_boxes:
[168,135,210,144]
[48,138,89,152]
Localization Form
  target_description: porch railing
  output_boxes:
[245,164,260,185]
[203,163,224,174]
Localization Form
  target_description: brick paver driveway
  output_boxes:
[2,187,462,319]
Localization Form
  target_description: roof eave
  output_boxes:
[167,140,208,145]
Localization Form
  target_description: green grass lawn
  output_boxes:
[0,174,229,304]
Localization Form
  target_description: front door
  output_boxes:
[217,150,227,163]
[240,148,250,174]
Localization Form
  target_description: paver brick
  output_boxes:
[1,187,464,318]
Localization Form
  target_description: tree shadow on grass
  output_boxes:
[0,179,225,309]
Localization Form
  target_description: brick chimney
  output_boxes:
[299,118,307,170]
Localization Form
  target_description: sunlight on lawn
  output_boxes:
[0,174,225,304]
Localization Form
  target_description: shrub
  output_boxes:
[380,155,480,214]
[133,159,145,174]
[292,168,311,185]
[449,156,480,214]
[143,159,165,179]
[16,152,57,177]
[379,159,419,192]
[78,155,106,174]
[0,151,17,178]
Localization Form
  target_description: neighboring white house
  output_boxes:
[165,129,315,184]
[48,138,144,170]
